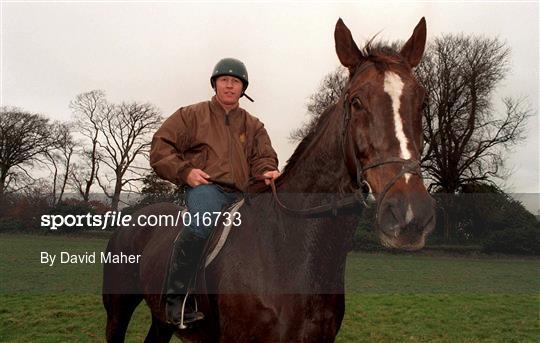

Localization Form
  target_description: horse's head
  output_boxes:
[335,18,435,250]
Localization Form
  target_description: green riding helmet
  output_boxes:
[210,58,249,90]
[210,58,254,102]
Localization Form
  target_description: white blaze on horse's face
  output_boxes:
[405,203,414,224]
[383,71,412,183]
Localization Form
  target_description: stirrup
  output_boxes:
[177,290,204,329]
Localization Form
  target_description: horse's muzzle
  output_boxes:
[376,191,436,251]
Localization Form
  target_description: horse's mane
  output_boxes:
[279,103,337,180]
[362,41,405,70]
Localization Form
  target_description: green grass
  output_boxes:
[337,294,539,342]
[345,252,539,293]
[1,234,538,342]
[0,234,105,293]
[0,294,149,342]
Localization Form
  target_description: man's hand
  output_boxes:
[263,170,281,185]
[186,169,211,187]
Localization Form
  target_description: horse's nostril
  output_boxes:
[386,199,406,223]
[377,201,402,235]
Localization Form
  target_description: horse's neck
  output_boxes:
[229,108,358,291]
[279,111,351,194]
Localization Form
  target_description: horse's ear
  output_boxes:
[335,18,363,70]
[400,17,427,68]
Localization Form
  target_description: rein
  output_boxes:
[269,181,370,218]
[267,63,421,218]
[268,157,419,218]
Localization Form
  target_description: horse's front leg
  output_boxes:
[217,294,281,342]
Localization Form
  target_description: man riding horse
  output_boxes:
[149,58,281,327]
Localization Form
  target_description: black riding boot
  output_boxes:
[165,229,207,327]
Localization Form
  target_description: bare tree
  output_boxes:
[416,34,530,194]
[95,101,162,210]
[415,34,531,240]
[0,107,55,203]
[44,122,77,205]
[69,90,106,202]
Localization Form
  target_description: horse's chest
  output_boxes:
[218,295,342,341]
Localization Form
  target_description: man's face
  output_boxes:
[215,75,243,106]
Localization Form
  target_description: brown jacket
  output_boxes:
[150,96,278,192]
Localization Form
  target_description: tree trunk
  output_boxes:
[111,176,123,211]
[0,167,6,199]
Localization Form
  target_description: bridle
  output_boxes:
[269,63,422,218]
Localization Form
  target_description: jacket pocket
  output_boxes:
[191,147,208,170]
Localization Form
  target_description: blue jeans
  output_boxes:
[185,184,240,239]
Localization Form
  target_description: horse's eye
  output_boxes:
[352,97,363,110]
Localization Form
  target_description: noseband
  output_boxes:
[270,63,422,218]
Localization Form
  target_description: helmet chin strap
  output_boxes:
[242,92,254,102]
[212,86,254,103]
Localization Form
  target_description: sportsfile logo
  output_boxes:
[41,211,133,230]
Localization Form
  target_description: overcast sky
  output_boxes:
[1,1,538,209]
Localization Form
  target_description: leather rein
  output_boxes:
[267,63,421,218]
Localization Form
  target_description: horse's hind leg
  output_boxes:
[103,293,143,342]
[144,314,174,343]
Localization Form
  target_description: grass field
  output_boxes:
[0,234,538,342]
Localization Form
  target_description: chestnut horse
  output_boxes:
[103,17,435,342]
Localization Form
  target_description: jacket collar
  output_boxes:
[210,95,240,116]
